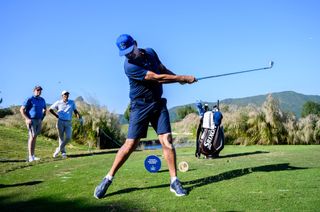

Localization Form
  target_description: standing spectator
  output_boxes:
[49,90,82,158]
[20,85,47,162]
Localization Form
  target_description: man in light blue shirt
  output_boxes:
[20,85,47,162]
[49,90,82,158]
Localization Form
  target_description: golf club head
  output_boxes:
[269,61,274,68]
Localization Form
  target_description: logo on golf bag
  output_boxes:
[203,127,216,150]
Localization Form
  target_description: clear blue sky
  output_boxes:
[1,0,319,113]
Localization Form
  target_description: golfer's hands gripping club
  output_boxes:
[179,75,197,84]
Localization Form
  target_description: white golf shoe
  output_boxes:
[53,149,60,158]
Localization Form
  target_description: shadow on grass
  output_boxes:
[0,159,26,163]
[157,169,169,173]
[67,150,119,158]
[105,163,307,197]
[0,149,120,164]
[0,180,43,188]
[1,150,120,174]
[157,168,196,173]
[185,163,307,191]
[0,195,140,212]
[106,183,170,197]
[218,150,270,159]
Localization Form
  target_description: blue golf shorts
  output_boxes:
[127,98,171,139]
[27,119,42,137]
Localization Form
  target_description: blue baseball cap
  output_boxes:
[33,85,43,91]
[116,34,135,56]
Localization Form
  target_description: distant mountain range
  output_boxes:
[168,91,320,122]
[118,91,320,124]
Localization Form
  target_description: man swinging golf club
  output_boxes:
[94,34,196,199]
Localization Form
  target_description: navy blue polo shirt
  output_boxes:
[124,48,163,101]
[124,48,171,139]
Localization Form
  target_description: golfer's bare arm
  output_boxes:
[158,63,176,76]
[42,108,47,120]
[145,63,196,84]
[20,106,27,119]
[20,106,31,124]
[49,108,59,119]
[74,109,81,119]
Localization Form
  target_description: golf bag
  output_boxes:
[195,105,224,158]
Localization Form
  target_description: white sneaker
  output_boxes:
[28,156,34,162]
[53,149,60,158]
[62,153,67,159]
[33,156,40,161]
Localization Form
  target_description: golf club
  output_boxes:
[196,61,274,81]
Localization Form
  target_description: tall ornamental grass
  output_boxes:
[0,99,125,147]
[222,94,320,145]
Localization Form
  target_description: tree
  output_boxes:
[301,101,320,118]
[124,103,130,121]
[176,105,197,121]
[0,108,13,118]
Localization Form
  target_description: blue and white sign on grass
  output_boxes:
[144,155,161,173]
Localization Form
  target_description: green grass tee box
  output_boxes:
[1,126,320,211]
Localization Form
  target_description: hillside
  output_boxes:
[5,91,315,124]
[169,91,320,122]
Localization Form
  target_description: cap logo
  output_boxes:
[116,34,134,55]
[120,42,127,50]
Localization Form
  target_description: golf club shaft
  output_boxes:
[196,62,273,81]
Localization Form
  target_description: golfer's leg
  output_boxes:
[94,139,139,199]
[31,120,41,156]
[61,121,72,154]
[159,133,177,177]
[31,135,37,156]
[108,138,140,176]
[27,124,36,157]
[28,132,35,157]
[57,120,65,153]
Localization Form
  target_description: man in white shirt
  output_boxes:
[49,90,82,158]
